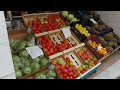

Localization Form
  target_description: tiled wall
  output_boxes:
[0,11,15,79]
[96,11,120,36]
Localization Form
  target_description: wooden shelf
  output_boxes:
[12,16,22,19]
[99,46,120,62]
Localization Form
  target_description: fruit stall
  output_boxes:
[7,11,120,79]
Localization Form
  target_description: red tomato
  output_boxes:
[73,74,77,78]
[63,69,69,74]
[68,72,73,76]
[65,64,69,69]
[69,76,73,79]
[41,40,46,44]
[65,57,70,62]
[38,37,42,42]
[94,61,97,65]
[67,45,72,49]
[63,73,67,78]
[42,44,46,48]
[68,67,73,72]
[66,76,70,79]
[44,18,48,21]
[46,46,50,50]
[54,48,57,53]
[47,43,53,47]
[59,73,63,78]
[60,65,65,71]
[42,35,48,40]
[80,55,85,60]
[50,48,54,54]
[58,46,65,52]
[62,43,68,49]
[57,69,61,74]
[63,40,69,45]
[32,27,37,31]
[56,65,60,70]
[43,48,48,52]
[46,51,51,56]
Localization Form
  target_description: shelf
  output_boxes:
[99,46,120,62]
[12,16,22,19]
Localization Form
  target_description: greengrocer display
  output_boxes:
[7,11,120,79]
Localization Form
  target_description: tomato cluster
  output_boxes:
[56,40,72,52]
[29,15,66,34]
[38,35,58,56]
[77,47,98,65]
[52,60,77,79]
[38,35,72,56]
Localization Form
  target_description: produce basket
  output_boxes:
[51,55,78,79]
[22,12,67,37]
[71,26,87,42]
[77,62,101,79]
[60,11,79,24]
[97,31,120,53]
[8,30,50,79]
[37,34,64,60]
[84,35,108,60]
[33,68,57,79]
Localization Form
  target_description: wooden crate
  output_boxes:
[23,12,59,27]
[19,66,49,79]
[63,47,82,68]
[8,30,27,40]
[51,55,77,79]
[74,43,98,62]
[66,31,81,47]
[49,31,65,45]
[37,34,64,60]
[8,30,50,79]
[22,12,67,37]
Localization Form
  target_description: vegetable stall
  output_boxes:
[8,11,120,79]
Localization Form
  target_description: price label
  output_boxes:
[90,18,98,24]
[61,26,72,38]
[27,27,32,34]
[26,46,44,59]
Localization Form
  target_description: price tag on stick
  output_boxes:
[26,46,44,59]
[90,18,98,24]
[61,26,72,38]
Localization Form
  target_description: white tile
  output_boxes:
[0,11,15,78]
[1,72,16,79]
[93,60,120,79]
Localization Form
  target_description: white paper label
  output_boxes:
[48,64,55,70]
[26,46,44,59]
[27,27,32,34]
[90,19,98,24]
[96,46,103,51]
[61,26,72,38]
[88,40,92,44]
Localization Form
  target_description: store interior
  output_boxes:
[2,11,120,79]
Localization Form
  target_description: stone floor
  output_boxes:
[86,50,120,79]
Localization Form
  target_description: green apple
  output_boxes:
[84,60,89,65]
[81,65,86,70]
[39,18,44,22]
[89,65,93,69]
[56,18,61,22]
[69,61,74,66]
[57,59,64,65]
